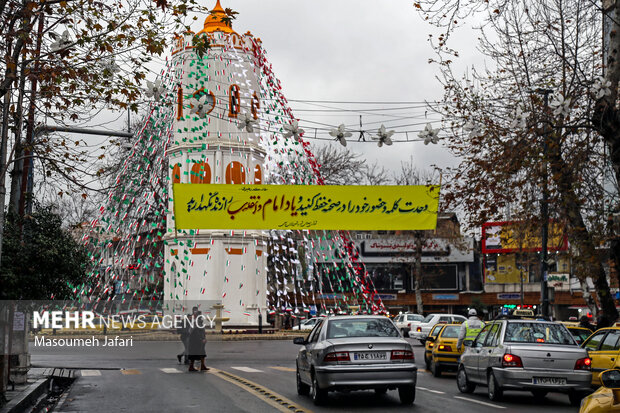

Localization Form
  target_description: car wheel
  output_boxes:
[424,354,431,370]
[487,371,503,401]
[430,359,442,377]
[401,329,408,336]
[375,388,388,395]
[310,372,327,405]
[531,390,548,399]
[296,367,309,396]
[456,366,476,394]
[418,339,425,346]
[398,385,416,405]
[568,391,585,406]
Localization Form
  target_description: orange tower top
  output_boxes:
[196,0,237,35]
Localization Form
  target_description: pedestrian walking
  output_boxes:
[176,309,192,364]
[457,309,484,350]
[187,308,208,372]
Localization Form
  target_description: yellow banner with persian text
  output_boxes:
[172,184,440,230]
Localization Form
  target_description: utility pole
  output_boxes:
[536,88,552,319]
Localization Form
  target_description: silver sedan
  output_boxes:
[457,319,592,406]
[294,315,417,405]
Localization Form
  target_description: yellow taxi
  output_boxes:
[423,323,447,369]
[426,323,464,377]
[582,327,620,386]
[579,369,620,413]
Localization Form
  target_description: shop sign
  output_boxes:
[497,293,521,300]
[432,294,459,300]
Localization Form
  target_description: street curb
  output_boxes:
[0,378,49,413]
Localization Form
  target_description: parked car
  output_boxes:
[579,369,620,413]
[294,315,418,406]
[457,319,592,405]
[408,313,466,344]
[394,313,424,336]
[426,323,464,377]
[292,318,319,331]
[581,327,620,386]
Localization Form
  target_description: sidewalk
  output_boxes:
[0,368,50,413]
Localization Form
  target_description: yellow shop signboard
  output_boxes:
[172,184,440,230]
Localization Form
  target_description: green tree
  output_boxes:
[0,204,88,299]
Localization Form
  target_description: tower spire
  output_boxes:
[197,0,236,35]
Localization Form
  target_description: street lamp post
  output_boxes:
[536,88,552,319]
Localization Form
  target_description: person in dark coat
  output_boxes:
[176,309,192,364]
[187,309,208,372]
[579,315,595,332]
[596,312,613,330]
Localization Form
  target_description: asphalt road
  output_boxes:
[30,336,581,413]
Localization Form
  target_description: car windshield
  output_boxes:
[422,314,434,323]
[407,314,423,322]
[326,318,400,339]
[440,325,461,338]
[504,322,575,345]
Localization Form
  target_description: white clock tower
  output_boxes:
[164,1,268,325]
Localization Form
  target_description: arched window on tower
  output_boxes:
[251,92,260,120]
[225,161,246,184]
[254,164,262,184]
[172,163,182,184]
[190,162,211,184]
[229,84,240,118]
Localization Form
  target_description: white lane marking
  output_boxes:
[417,386,445,394]
[160,368,183,373]
[80,370,101,376]
[231,366,263,373]
[453,396,506,409]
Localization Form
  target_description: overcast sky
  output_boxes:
[201,0,482,178]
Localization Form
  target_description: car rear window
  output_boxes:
[422,314,434,323]
[504,322,575,345]
[440,325,460,338]
[327,318,400,339]
[407,314,423,322]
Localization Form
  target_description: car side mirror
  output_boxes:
[293,337,306,345]
[464,341,473,347]
[600,369,620,389]
[426,336,435,343]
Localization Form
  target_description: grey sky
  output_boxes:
[215,0,480,177]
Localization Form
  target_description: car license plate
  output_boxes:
[532,377,567,385]
[353,352,387,361]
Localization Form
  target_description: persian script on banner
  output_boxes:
[172,184,440,230]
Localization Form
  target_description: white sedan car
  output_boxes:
[292,318,319,330]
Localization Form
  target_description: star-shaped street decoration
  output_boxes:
[373,125,395,147]
[418,123,440,145]
[189,93,214,117]
[283,120,305,141]
[237,112,258,133]
[50,30,72,52]
[145,79,163,101]
[329,124,352,147]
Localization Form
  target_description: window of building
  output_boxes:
[229,84,240,118]
[190,162,211,184]
[225,161,246,184]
